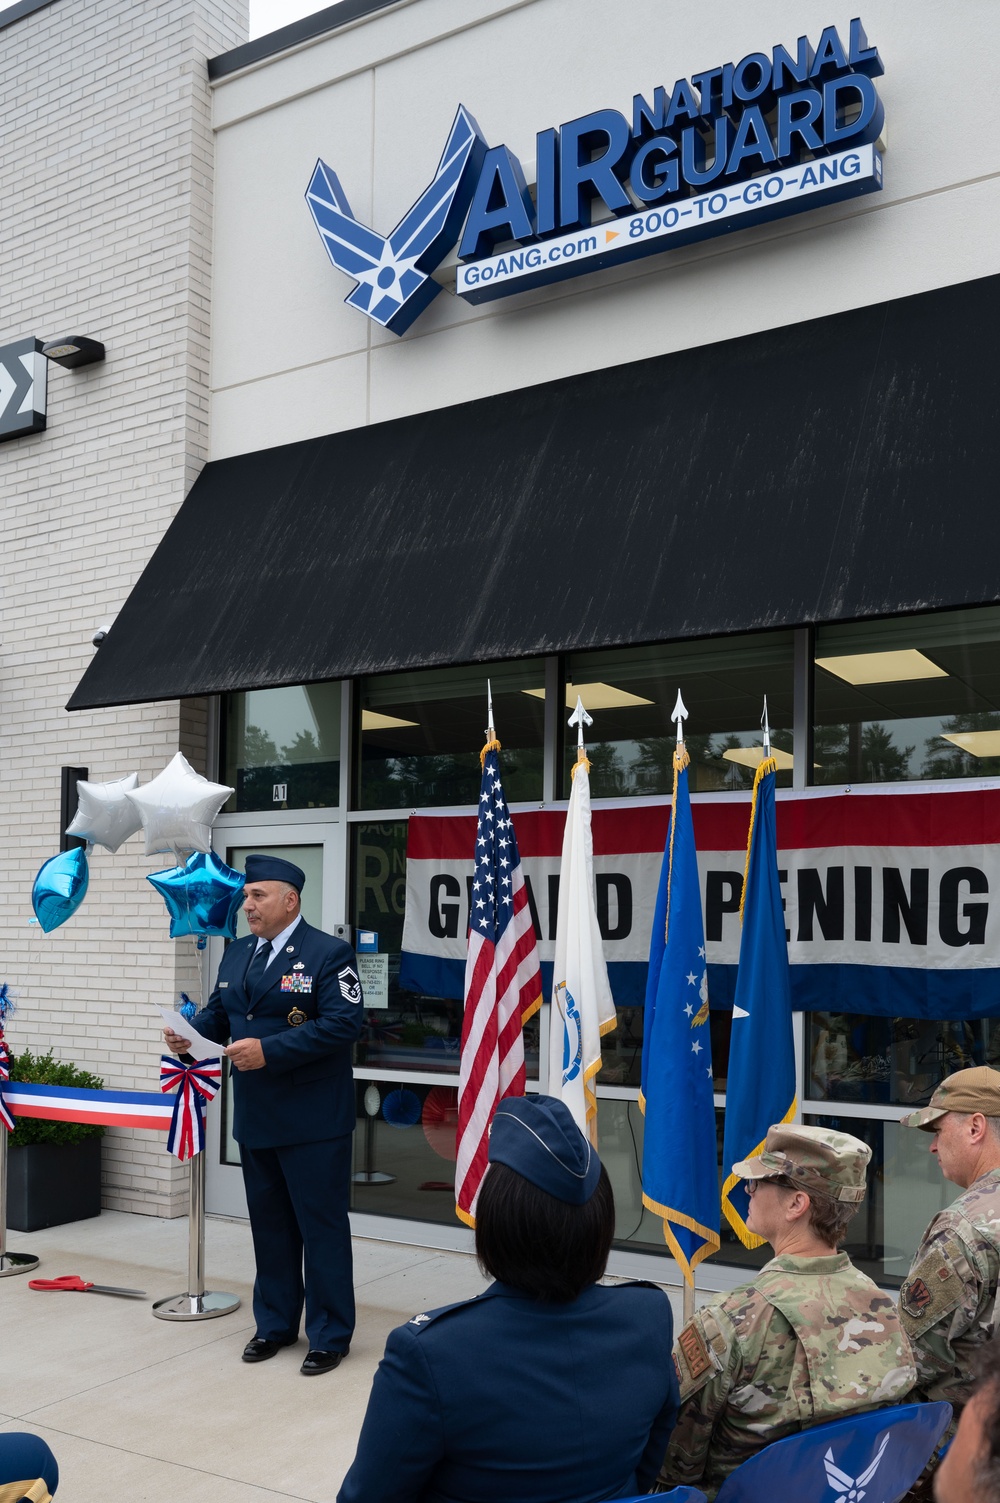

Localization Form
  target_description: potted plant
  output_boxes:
[6,1051,105,1232]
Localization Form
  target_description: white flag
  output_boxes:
[549,759,616,1145]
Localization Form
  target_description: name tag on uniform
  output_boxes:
[219,981,229,988]
[280,973,313,994]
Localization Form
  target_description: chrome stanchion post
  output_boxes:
[0,1125,40,1278]
[152,1149,239,1319]
[351,1083,395,1185]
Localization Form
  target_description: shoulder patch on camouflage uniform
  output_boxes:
[900,1245,965,1336]
[678,1323,713,1382]
[674,1309,730,1401]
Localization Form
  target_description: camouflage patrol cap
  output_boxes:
[732,1122,870,1204]
[900,1066,1000,1130]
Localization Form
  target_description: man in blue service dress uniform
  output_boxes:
[337,1094,679,1503]
[163,854,364,1375]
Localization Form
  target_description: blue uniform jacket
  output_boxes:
[337,1280,679,1503]
[197,920,364,1148]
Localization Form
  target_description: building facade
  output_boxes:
[1,0,247,1214]
[15,0,1000,1291]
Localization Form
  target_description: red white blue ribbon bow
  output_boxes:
[159,1056,222,1160]
[0,1035,14,1133]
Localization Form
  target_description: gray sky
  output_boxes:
[249,1,328,40]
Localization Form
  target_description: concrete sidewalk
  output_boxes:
[0,1211,493,1501]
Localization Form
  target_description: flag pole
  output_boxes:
[568,695,593,769]
[671,691,697,1326]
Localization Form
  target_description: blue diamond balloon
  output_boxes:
[147,851,245,940]
[32,848,90,933]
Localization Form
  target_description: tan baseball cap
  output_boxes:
[901,1066,1000,1130]
[732,1122,870,1204]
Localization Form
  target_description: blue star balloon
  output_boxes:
[147,851,245,940]
[32,848,90,933]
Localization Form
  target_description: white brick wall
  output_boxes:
[0,0,247,1216]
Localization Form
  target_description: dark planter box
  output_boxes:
[6,1137,102,1232]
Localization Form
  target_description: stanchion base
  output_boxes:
[152,1290,241,1321]
[351,1171,396,1184]
[0,1250,40,1278]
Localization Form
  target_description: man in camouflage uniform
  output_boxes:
[900,1067,1000,1412]
[658,1124,916,1501]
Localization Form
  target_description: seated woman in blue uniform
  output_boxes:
[338,1094,679,1503]
[0,1431,58,1503]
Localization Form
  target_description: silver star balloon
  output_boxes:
[65,772,142,853]
[125,753,234,859]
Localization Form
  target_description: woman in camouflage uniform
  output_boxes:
[658,1123,917,1500]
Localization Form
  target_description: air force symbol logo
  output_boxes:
[305,105,487,336]
[823,1432,890,1502]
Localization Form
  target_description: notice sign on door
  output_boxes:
[358,952,389,1009]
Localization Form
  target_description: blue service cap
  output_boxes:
[244,854,306,891]
[488,1095,601,1205]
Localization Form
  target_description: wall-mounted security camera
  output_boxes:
[92,623,110,647]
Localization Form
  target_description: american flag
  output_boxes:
[455,744,542,1226]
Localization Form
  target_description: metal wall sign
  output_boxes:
[0,337,47,441]
[306,18,885,335]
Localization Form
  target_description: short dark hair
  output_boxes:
[763,1174,859,1248]
[973,1340,1000,1501]
[805,1190,861,1248]
[475,1160,616,1302]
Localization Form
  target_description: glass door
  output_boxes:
[204,821,346,1217]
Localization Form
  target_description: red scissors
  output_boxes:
[29,1274,146,1298]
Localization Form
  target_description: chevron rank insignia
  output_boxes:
[305,104,487,336]
[338,966,362,1003]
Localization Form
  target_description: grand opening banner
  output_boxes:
[399,785,1000,1020]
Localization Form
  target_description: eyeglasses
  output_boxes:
[745,1175,795,1195]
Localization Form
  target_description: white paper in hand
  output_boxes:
[158,1007,223,1061]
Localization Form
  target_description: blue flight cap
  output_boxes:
[244,854,306,891]
[488,1095,601,1205]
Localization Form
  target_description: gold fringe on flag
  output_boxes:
[663,743,690,947]
[480,736,501,767]
[571,749,591,778]
[720,1096,798,1248]
[738,755,778,921]
[641,1189,721,1285]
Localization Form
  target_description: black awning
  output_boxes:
[69,272,1000,711]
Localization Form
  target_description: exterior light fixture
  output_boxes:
[41,336,105,370]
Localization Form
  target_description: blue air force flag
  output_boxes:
[639,749,719,1283]
[549,756,616,1146]
[721,758,797,1247]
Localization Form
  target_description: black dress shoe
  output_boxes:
[300,1348,348,1375]
[242,1335,297,1363]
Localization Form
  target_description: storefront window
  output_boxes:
[806,1011,999,1108]
[565,634,795,798]
[813,606,1000,785]
[351,821,541,1079]
[357,660,545,809]
[222,683,341,811]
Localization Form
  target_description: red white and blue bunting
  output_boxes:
[159,1056,222,1161]
[0,1036,15,1133]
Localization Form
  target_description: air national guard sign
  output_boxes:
[0,338,46,442]
[306,18,885,335]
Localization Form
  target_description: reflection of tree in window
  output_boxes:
[281,728,321,763]
[859,723,914,782]
[587,742,630,797]
[243,724,278,765]
[922,711,1000,780]
[362,747,543,810]
[816,722,914,784]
